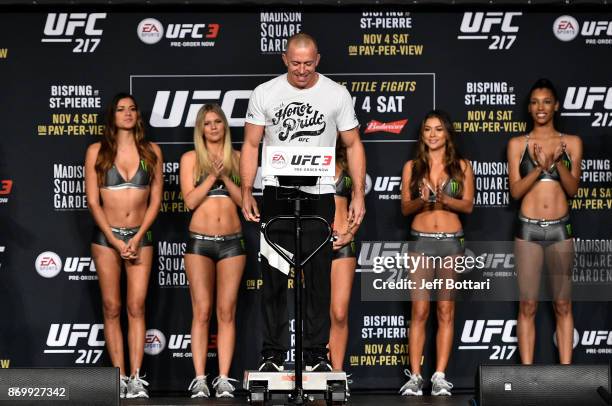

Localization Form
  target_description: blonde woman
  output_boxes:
[179,104,245,398]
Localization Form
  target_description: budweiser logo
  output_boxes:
[364,119,408,134]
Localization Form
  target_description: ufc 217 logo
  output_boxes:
[459,319,518,360]
[44,323,104,364]
[42,13,106,53]
[562,86,612,127]
[458,12,522,50]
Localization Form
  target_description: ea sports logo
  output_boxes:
[144,329,166,355]
[553,15,579,42]
[137,18,164,45]
[553,328,579,349]
[271,152,288,169]
[35,251,62,278]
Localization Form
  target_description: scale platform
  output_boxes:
[244,370,348,405]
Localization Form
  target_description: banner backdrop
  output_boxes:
[1,9,611,393]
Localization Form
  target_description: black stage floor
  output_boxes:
[122,394,475,405]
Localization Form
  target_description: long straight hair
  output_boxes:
[409,110,464,198]
[95,93,157,186]
[193,104,239,183]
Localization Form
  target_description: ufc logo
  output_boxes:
[43,13,106,36]
[563,87,612,110]
[581,331,612,346]
[461,320,517,344]
[0,180,12,195]
[166,23,219,39]
[460,12,521,33]
[582,21,612,36]
[374,176,401,192]
[483,253,514,269]
[290,155,332,166]
[169,334,191,350]
[46,323,104,347]
[150,90,252,127]
[358,242,409,266]
[64,257,96,273]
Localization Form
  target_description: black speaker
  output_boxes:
[0,367,118,405]
[477,364,611,406]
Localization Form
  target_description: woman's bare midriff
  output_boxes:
[411,208,462,233]
[520,181,568,219]
[100,188,149,227]
[189,197,241,235]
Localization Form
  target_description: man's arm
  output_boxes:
[339,127,366,227]
[240,122,265,221]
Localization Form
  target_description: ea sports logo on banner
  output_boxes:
[553,328,579,349]
[553,15,579,42]
[144,329,166,355]
[271,152,288,169]
[35,251,63,278]
[137,18,164,44]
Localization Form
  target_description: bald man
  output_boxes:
[241,33,366,373]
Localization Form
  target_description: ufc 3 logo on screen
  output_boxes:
[458,319,518,360]
[42,13,106,53]
[562,86,612,127]
[263,147,335,177]
[44,323,104,364]
[458,12,522,50]
[137,18,220,47]
[150,90,252,127]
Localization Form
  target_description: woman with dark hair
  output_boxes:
[180,104,245,398]
[399,110,474,396]
[328,140,360,374]
[85,93,163,399]
[507,79,582,365]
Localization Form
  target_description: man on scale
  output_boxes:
[240,32,366,374]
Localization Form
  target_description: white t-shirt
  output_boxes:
[245,73,359,194]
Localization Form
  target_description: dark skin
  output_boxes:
[507,87,582,365]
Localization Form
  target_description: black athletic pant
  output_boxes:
[261,187,334,361]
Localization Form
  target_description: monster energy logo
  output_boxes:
[566,223,572,237]
[344,175,353,190]
[140,160,147,171]
[449,179,459,196]
[562,157,571,169]
[231,173,241,186]
[146,230,153,242]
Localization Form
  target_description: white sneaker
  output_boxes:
[431,371,453,396]
[119,375,128,399]
[399,369,423,396]
[212,375,239,398]
[188,375,210,398]
[126,369,149,398]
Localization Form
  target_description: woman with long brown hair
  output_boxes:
[507,79,581,365]
[85,93,163,399]
[329,140,360,374]
[180,104,245,398]
[399,110,474,396]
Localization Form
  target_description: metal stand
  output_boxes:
[245,182,347,405]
